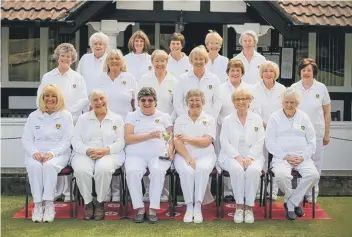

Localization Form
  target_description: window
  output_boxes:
[140,23,155,54]
[8,27,40,82]
[160,24,175,53]
[316,33,345,86]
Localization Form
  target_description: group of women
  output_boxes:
[22,29,331,224]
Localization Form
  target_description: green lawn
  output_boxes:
[1,196,351,237]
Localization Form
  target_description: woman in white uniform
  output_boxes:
[205,30,228,83]
[37,43,89,202]
[252,61,286,200]
[291,58,331,202]
[174,45,221,119]
[218,59,252,201]
[71,89,125,221]
[265,87,320,220]
[233,30,266,85]
[167,32,191,79]
[174,89,217,223]
[125,87,173,224]
[77,32,109,94]
[22,84,74,223]
[124,30,153,83]
[219,88,265,224]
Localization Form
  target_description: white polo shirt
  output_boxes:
[167,53,192,79]
[205,55,229,83]
[174,111,216,157]
[97,72,137,120]
[138,71,178,117]
[252,80,286,123]
[265,109,316,161]
[233,51,266,85]
[125,109,173,157]
[37,68,89,124]
[219,80,253,124]
[124,52,153,83]
[291,79,331,139]
[173,70,221,119]
[76,53,107,94]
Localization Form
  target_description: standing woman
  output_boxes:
[23,84,74,223]
[174,45,221,119]
[233,30,266,85]
[291,58,331,202]
[77,32,109,94]
[205,30,228,83]
[218,88,265,224]
[174,89,217,223]
[167,32,191,79]
[37,43,88,202]
[124,30,153,83]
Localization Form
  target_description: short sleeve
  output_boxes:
[125,112,136,125]
[204,117,216,140]
[322,85,331,105]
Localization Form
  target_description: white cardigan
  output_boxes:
[219,111,265,163]
[71,109,125,156]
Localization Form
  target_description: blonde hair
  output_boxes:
[53,43,77,63]
[185,89,205,105]
[205,30,223,46]
[239,30,259,46]
[231,88,253,102]
[103,49,127,72]
[259,61,280,80]
[89,32,109,49]
[38,84,65,113]
[189,45,209,64]
[128,30,151,53]
[151,50,168,61]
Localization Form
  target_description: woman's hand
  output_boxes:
[235,156,244,168]
[323,134,330,146]
[149,131,161,140]
[243,157,253,169]
[186,157,196,169]
[168,147,175,161]
[32,152,43,162]
[175,133,190,143]
[42,153,54,162]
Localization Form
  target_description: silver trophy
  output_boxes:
[159,132,173,160]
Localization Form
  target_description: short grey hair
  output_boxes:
[138,87,157,102]
[53,43,77,63]
[281,87,301,105]
[89,32,109,48]
[239,30,259,46]
[89,89,108,103]
[185,89,205,105]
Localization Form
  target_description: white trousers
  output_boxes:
[174,154,216,205]
[219,158,264,207]
[72,153,125,205]
[143,177,169,196]
[273,159,320,206]
[55,176,71,198]
[310,139,324,195]
[125,155,171,210]
[26,155,69,203]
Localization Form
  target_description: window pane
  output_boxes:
[140,23,155,54]
[316,33,345,86]
[9,27,40,82]
[160,24,175,53]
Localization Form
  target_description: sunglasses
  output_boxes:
[140,98,155,103]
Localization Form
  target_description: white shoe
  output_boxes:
[160,194,168,203]
[234,209,244,223]
[143,192,150,202]
[43,205,55,223]
[32,205,43,223]
[244,210,254,224]
[112,195,120,202]
[183,211,193,223]
[193,212,203,223]
[306,195,317,203]
[271,193,278,201]
[64,195,75,202]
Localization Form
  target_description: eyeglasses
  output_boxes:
[140,98,155,103]
[234,98,251,102]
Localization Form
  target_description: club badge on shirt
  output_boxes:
[301,125,305,131]
[56,124,61,129]
[122,81,126,85]
[254,127,258,132]
[208,85,213,90]
[202,120,207,125]
[185,69,189,72]
[148,66,152,71]
[72,84,76,89]
[168,90,172,94]
[113,126,117,131]
[155,119,160,123]
[316,94,320,99]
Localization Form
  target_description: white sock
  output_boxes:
[34,202,42,208]
[287,200,295,212]
[45,201,54,207]
[186,203,194,213]
[194,202,202,213]
[149,208,156,215]
[137,207,145,215]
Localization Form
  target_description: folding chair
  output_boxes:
[219,169,266,218]
[25,165,75,218]
[123,168,174,218]
[264,154,316,219]
[171,167,221,218]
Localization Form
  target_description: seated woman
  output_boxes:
[174,89,217,224]
[218,88,265,224]
[22,84,74,223]
[124,87,173,224]
[265,87,320,220]
[71,89,125,221]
